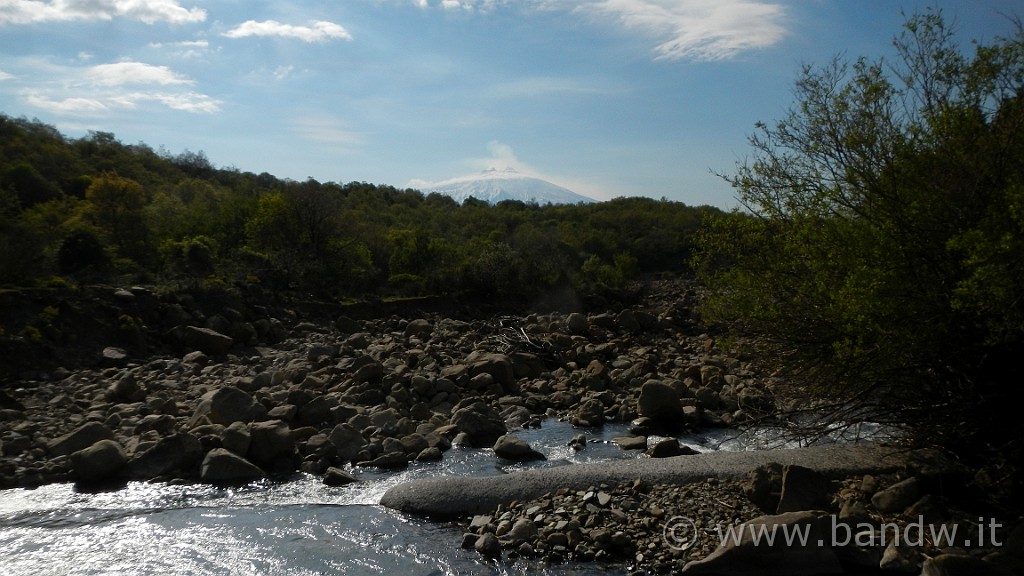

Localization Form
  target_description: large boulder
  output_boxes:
[450,402,508,448]
[125,433,202,479]
[871,476,920,513]
[70,439,127,483]
[47,422,115,457]
[636,380,685,434]
[681,511,844,575]
[466,354,517,393]
[246,420,296,469]
[492,435,546,462]
[328,423,367,463]
[777,465,831,513]
[189,386,267,427]
[200,448,265,484]
[183,326,234,355]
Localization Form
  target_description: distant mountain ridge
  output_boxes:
[417,168,597,205]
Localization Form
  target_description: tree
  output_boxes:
[81,173,151,265]
[694,10,1024,499]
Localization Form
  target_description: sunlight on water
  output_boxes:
[0,419,885,576]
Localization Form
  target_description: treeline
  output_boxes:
[0,114,719,304]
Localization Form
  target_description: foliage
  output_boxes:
[0,113,718,301]
[694,10,1024,484]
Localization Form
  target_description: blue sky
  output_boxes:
[0,1,1019,208]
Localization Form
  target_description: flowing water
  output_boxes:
[0,422,819,576]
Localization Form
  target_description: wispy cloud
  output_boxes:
[87,62,193,86]
[223,20,353,42]
[0,0,206,25]
[579,0,787,60]
[402,0,786,61]
[16,59,219,115]
[0,69,14,81]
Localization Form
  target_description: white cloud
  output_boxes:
[0,69,14,81]
[87,61,193,86]
[580,0,787,61]
[15,58,219,115]
[400,0,785,60]
[223,20,353,43]
[0,0,207,25]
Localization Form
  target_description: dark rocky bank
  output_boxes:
[1,279,1020,575]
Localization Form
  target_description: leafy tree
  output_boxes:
[80,173,151,265]
[694,10,1024,497]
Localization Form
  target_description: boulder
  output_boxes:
[450,402,508,448]
[125,433,202,479]
[247,420,296,468]
[356,452,409,469]
[47,422,115,457]
[571,398,605,428]
[777,465,831,513]
[404,318,433,339]
[646,438,698,458]
[200,448,265,484]
[681,511,844,575]
[329,423,367,463]
[190,386,267,427]
[613,435,648,450]
[744,462,783,513]
[636,380,685,434]
[475,532,502,559]
[99,346,128,367]
[871,476,921,513]
[492,435,546,461]
[565,313,589,335]
[467,354,516,393]
[323,466,358,487]
[222,421,251,456]
[70,439,127,483]
[183,326,234,355]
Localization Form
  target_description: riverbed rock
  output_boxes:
[200,448,265,484]
[125,433,202,479]
[636,380,685,434]
[190,386,267,427]
[183,326,234,355]
[329,423,367,463]
[871,476,921,513]
[246,419,296,469]
[323,466,358,486]
[70,439,127,483]
[47,422,115,457]
[450,402,508,448]
[492,435,546,462]
[777,464,831,513]
[681,511,844,575]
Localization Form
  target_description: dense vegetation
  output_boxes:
[0,115,717,306]
[694,11,1024,502]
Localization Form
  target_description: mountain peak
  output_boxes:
[418,171,596,205]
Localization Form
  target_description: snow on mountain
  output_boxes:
[415,168,597,205]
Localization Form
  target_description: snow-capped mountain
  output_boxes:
[415,168,597,205]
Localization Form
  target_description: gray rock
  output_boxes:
[615,309,641,333]
[222,422,251,456]
[100,347,128,367]
[572,398,605,428]
[323,466,358,487]
[467,353,516,392]
[190,386,267,427]
[506,518,538,544]
[744,462,783,513]
[450,402,507,448]
[493,435,546,461]
[404,318,433,339]
[107,373,145,403]
[356,451,409,469]
[329,423,367,463]
[777,464,831,513]
[126,433,202,479]
[879,541,921,573]
[247,420,295,467]
[183,326,234,355]
[474,532,502,559]
[416,447,443,461]
[871,476,921,513]
[566,313,589,335]
[636,380,685,433]
[70,439,127,483]
[200,448,265,484]
[681,511,844,575]
[47,422,115,457]
[613,435,648,450]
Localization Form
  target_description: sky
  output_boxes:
[0,1,1020,208]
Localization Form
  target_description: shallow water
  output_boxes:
[0,421,850,576]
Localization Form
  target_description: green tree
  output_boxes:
[81,173,150,265]
[694,10,1024,495]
